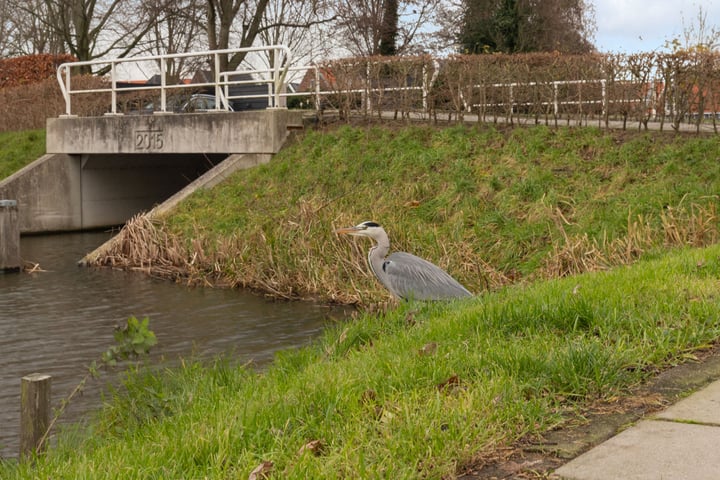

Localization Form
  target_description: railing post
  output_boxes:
[20,374,52,459]
[59,66,73,116]
[422,62,429,113]
[109,62,117,115]
[314,65,321,113]
[272,48,280,108]
[509,84,514,116]
[273,47,287,109]
[0,199,20,273]
[160,56,167,113]
[364,60,371,114]
[214,52,221,111]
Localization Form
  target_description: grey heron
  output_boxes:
[335,221,473,301]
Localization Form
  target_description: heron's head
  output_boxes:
[335,221,385,241]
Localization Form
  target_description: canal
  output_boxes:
[0,231,346,458]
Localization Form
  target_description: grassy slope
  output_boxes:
[3,125,720,477]
[0,129,45,179]
[4,245,720,478]
[161,124,720,304]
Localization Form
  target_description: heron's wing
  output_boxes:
[384,252,472,301]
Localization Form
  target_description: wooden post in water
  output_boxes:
[20,373,51,459]
[0,199,20,272]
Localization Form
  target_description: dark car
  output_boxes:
[129,93,234,114]
[180,94,234,112]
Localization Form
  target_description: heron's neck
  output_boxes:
[367,232,390,281]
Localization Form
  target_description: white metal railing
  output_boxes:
[284,59,441,113]
[467,79,663,117]
[283,64,651,119]
[467,79,609,116]
[57,50,674,122]
[56,45,292,116]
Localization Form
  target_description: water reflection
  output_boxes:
[0,232,346,458]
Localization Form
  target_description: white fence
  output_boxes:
[57,47,707,127]
[56,45,293,116]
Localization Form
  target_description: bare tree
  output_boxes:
[1,0,65,55]
[143,0,206,82]
[11,0,157,73]
[0,0,15,55]
[333,0,441,56]
[431,0,463,54]
[255,0,335,71]
[204,0,339,73]
[205,0,271,71]
[670,5,720,52]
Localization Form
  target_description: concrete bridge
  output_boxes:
[0,47,306,234]
[0,109,304,234]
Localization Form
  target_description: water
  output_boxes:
[0,231,347,458]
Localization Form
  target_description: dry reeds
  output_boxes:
[93,215,191,278]
[87,197,720,305]
[661,200,718,247]
[543,201,720,279]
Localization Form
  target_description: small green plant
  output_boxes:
[35,316,156,453]
[101,316,158,366]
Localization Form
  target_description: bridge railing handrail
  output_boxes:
[56,45,293,116]
[285,66,663,120]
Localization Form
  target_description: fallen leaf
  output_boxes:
[248,460,273,480]
[500,459,542,474]
[338,328,349,344]
[298,439,325,456]
[418,342,438,356]
[380,408,395,424]
[361,389,377,404]
[437,374,461,391]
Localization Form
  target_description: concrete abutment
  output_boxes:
[0,110,304,234]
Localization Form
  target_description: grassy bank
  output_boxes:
[0,129,45,179]
[3,124,720,477]
[4,244,720,478]
[94,124,720,305]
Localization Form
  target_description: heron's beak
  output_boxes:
[335,226,361,236]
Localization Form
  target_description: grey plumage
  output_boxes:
[335,221,472,301]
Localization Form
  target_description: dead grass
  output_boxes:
[80,125,720,306]
[543,211,653,277]
[543,200,719,280]
[87,197,720,306]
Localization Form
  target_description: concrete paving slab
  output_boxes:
[655,379,720,425]
[554,419,720,480]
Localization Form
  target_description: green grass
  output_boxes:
[152,124,720,304]
[4,244,720,478]
[0,129,45,179]
[5,123,720,477]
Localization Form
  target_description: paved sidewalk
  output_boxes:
[554,379,720,479]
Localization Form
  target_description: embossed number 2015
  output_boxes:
[135,131,164,150]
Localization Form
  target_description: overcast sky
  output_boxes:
[593,0,720,52]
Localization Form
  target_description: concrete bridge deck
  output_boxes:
[0,109,304,233]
